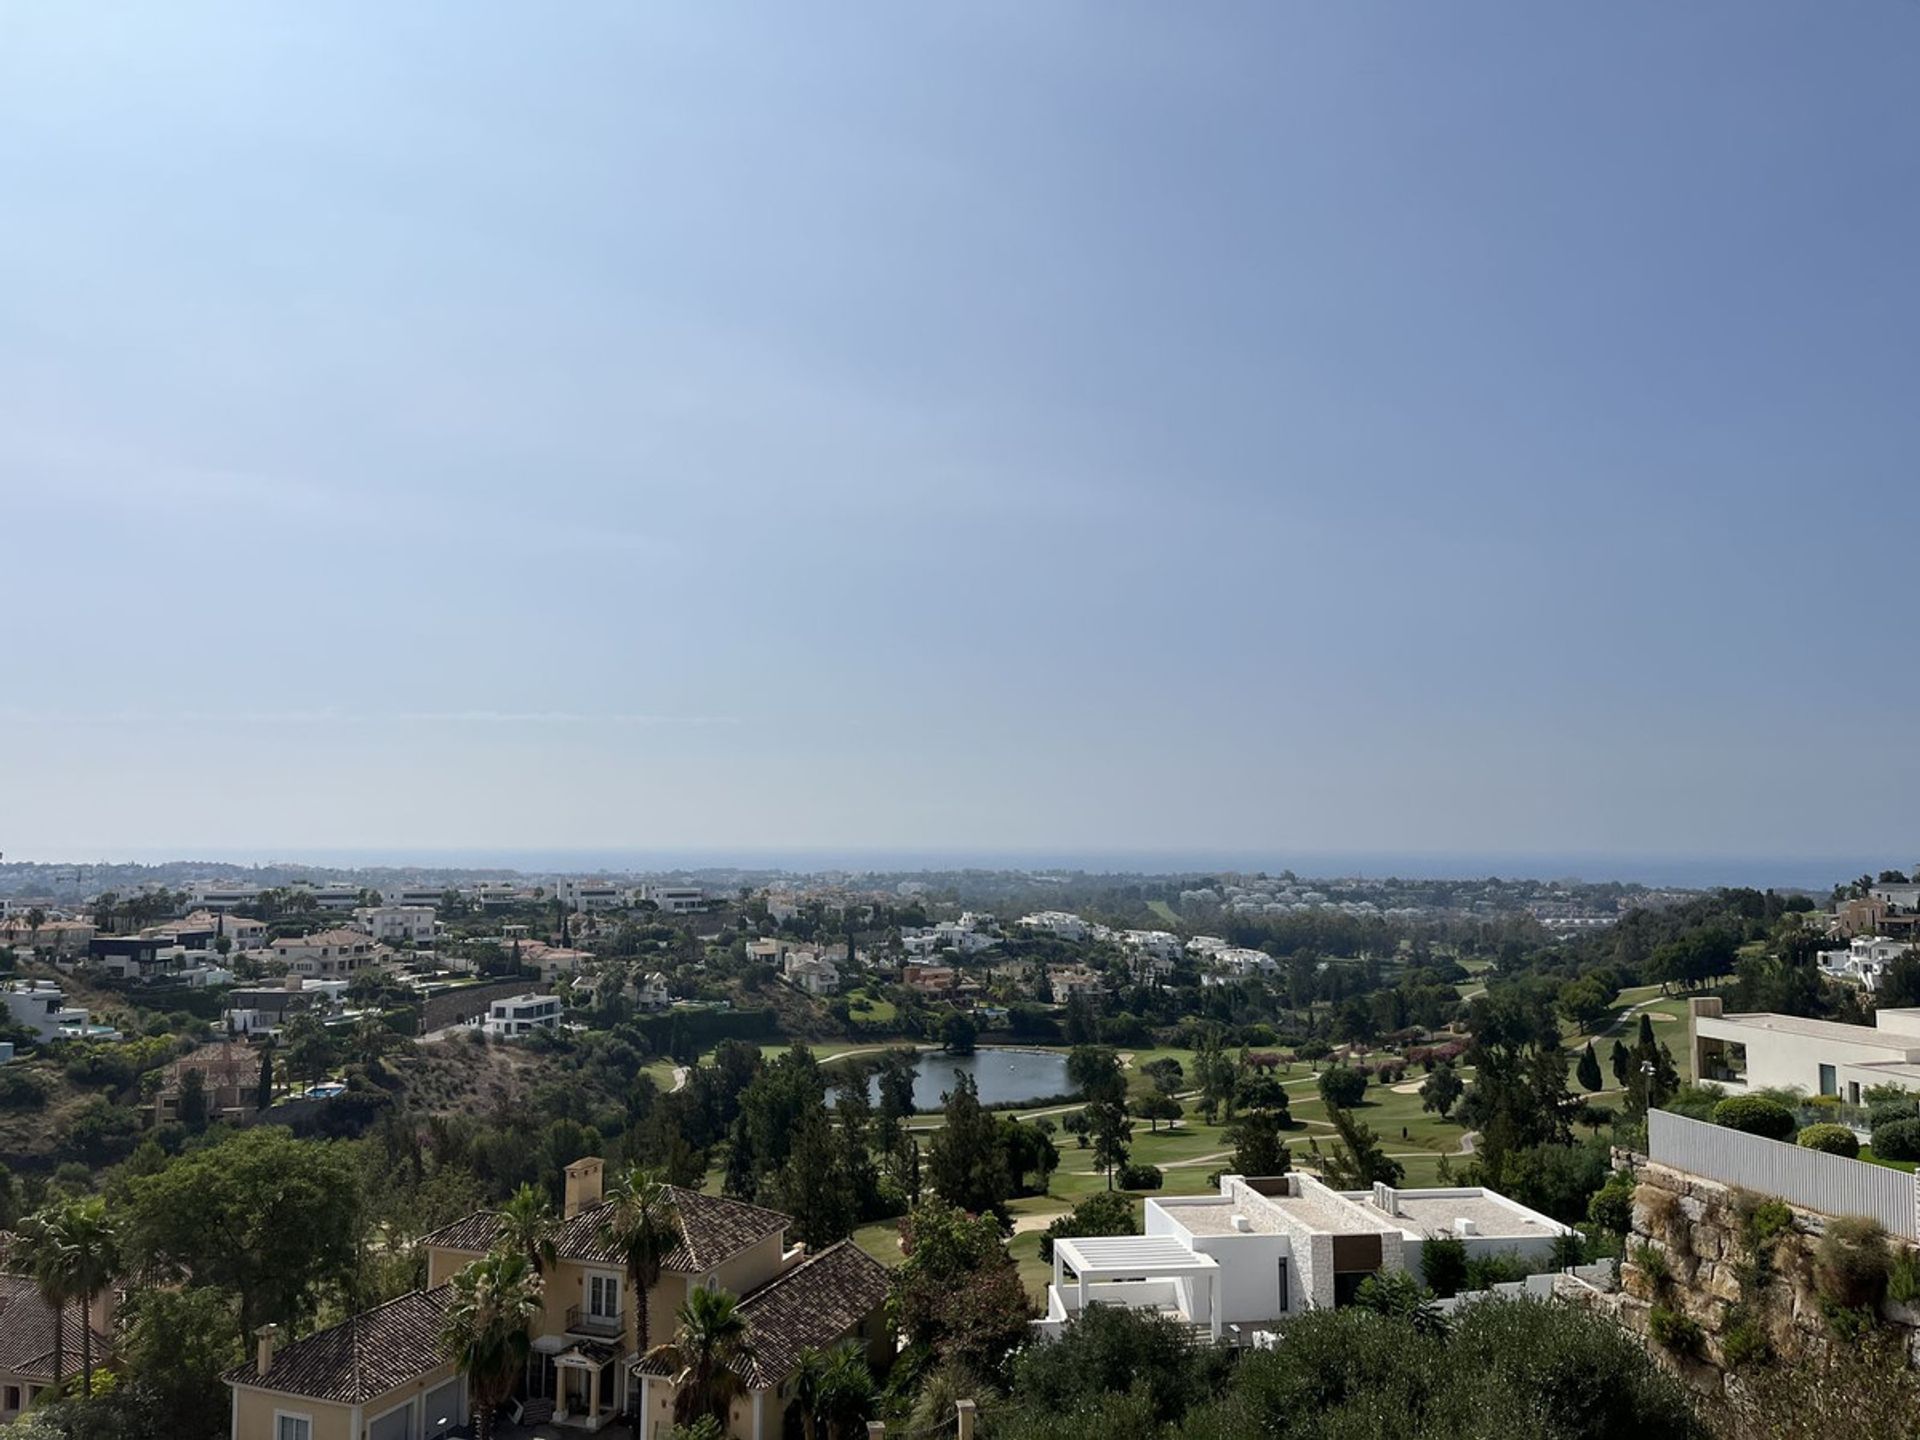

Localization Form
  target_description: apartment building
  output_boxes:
[189,883,265,911]
[226,1158,893,1440]
[1035,1172,1571,1343]
[1018,911,1091,942]
[1690,995,1920,1104]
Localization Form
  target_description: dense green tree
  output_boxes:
[1576,1042,1603,1093]
[1421,1063,1463,1119]
[1227,1110,1291,1178]
[1066,1046,1126,1105]
[925,1073,1012,1215]
[940,1011,979,1055]
[1308,1104,1403,1188]
[892,1203,1032,1383]
[127,1128,361,1349]
[1317,1065,1368,1108]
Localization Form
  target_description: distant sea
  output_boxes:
[59,846,1903,892]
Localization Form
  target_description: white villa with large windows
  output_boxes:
[1035,1172,1572,1343]
[1690,995,1920,1104]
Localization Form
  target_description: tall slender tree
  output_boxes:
[598,1166,681,1358]
[440,1249,544,1440]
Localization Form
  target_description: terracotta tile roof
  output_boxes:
[273,929,376,950]
[0,1271,113,1382]
[158,1042,262,1095]
[223,1286,453,1403]
[418,1187,789,1275]
[733,1241,890,1389]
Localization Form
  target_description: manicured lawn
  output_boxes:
[848,994,898,1024]
[1861,1147,1918,1174]
[852,1218,907,1266]
[1146,900,1180,925]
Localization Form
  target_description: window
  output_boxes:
[275,1414,312,1440]
[1819,1064,1837,1097]
[590,1272,622,1319]
[5,1385,21,1412]
[1276,1259,1289,1313]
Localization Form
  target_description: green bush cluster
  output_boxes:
[1648,1305,1705,1356]
[1795,1123,1860,1158]
[1712,1095,1796,1140]
[1870,1117,1920,1162]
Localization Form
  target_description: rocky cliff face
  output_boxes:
[1564,1154,1920,1438]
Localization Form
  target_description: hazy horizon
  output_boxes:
[4,3,1916,861]
[2,845,1904,893]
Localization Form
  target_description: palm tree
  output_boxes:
[495,1184,558,1276]
[57,1197,120,1396]
[646,1287,755,1430]
[14,1208,75,1391]
[792,1343,875,1440]
[597,1166,680,1357]
[440,1249,544,1440]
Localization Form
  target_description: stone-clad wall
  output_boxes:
[1562,1154,1920,1429]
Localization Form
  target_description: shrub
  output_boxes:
[1814,1216,1890,1314]
[1422,1234,1468,1297]
[1587,1171,1635,1238]
[1548,1232,1588,1270]
[0,1068,49,1110]
[1713,1095,1796,1140]
[1868,1098,1920,1131]
[1733,1192,1795,1271]
[1870,1117,1920,1162]
[1797,1123,1861,1158]
[1116,1162,1163,1191]
[1720,1306,1770,1367]
[1631,1242,1670,1288]
[1648,1305,1704,1355]
[1463,1252,1532,1291]
[1888,1247,1920,1305]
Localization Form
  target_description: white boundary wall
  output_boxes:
[1648,1108,1920,1239]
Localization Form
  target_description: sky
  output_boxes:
[1,2,1917,873]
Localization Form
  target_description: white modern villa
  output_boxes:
[1034,1172,1572,1343]
[1690,995,1920,1104]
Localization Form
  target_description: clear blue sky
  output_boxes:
[3,2,1916,868]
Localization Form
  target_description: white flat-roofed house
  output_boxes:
[1690,995,1920,1105]
[1818,937,1914,991]
[484,993,562,1038]
[644,885,708,915]
[351,905,437,945]
[1018,911,1091,942]
[1200,947,1280,987]
[558,879,632,913]
[1034,1172,1572,1343]
[188,883,264,911]
[2,980,105,1042]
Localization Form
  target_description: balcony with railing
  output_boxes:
[565,1304,624,1339]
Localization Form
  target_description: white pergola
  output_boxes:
[1052,1236,1223,1341]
